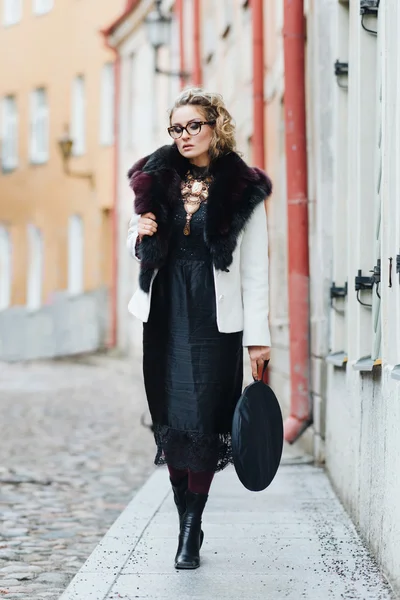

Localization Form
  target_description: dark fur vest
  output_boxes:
[128,144,272,292]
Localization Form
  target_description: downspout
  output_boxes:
[102,36,121,349]
[193,0,202,86]
[251,0,269,385]
[251,0,265,170]
[176,0,186,89]
[282,0,312,442]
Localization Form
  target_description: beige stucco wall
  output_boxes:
[0,0,125,308]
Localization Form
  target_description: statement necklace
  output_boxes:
[180,170,213,235]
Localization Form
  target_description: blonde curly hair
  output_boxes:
[169,88,236,161]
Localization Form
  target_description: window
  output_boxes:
[1,95,18,171]
[33,0,53,15]
[29,88,49,164]
[71,75,86,156]
[99,63,115,146]
[68,215,84,295]
[0,226,12,310]
[203,6,217,62]
[128,53,137,148]
[26,225,43,311]
[3,0,22,26]
[168,14,180,107]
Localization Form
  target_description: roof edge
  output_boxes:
[101,0,141,38]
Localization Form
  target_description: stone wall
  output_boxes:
[0,288,108,362]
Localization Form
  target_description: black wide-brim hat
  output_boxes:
[232,361,284,492]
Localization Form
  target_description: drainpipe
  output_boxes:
[176,0,186,89]
[282,0,312,442]
[251,0,270,385]
[101,37,120,349]
[193,0,202,86]
[251,0,265,170]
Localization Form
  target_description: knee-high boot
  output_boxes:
[174,491,208,570]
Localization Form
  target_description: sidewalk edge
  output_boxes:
[59,468,170,600]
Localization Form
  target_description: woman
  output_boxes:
[127,88,272,570]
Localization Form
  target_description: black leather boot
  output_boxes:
[170,475,188,528]
[171,478,204,547]
[174,491,208,570]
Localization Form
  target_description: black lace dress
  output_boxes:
[142,166,243,473]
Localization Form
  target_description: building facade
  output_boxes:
[321,0,400,591]
[264,0,400,589]
[0,0,125,360]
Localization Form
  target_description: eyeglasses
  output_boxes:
[167,120,215,140]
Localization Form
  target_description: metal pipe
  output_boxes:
[176,0,186,89]
[101,37,121,349]
[282,0,312,442]
[251,0,265,169]
[193,0,202,86]
[251,0,270,385]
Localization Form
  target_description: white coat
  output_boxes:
[127,199,271,348]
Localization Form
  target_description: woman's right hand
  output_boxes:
[138,212,158,239]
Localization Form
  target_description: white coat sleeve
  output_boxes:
[127,213,141,263]
[240,200,271,348]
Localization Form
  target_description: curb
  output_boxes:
[59,468,171,600]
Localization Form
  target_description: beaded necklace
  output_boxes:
[180,169,213,235]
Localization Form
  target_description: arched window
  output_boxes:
[0,225,12,310]
[26,225,43,310]
[68,215,84,295]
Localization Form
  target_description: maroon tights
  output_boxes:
[168,465,214,495]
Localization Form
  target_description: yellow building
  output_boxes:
[0,0,125,359]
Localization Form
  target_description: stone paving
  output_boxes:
[0,353,155,600]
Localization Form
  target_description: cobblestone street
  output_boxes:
[0,353,155,600]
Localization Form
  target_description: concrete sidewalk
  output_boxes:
[60,456,394,600]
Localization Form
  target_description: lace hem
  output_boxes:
[153,424,233,473]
